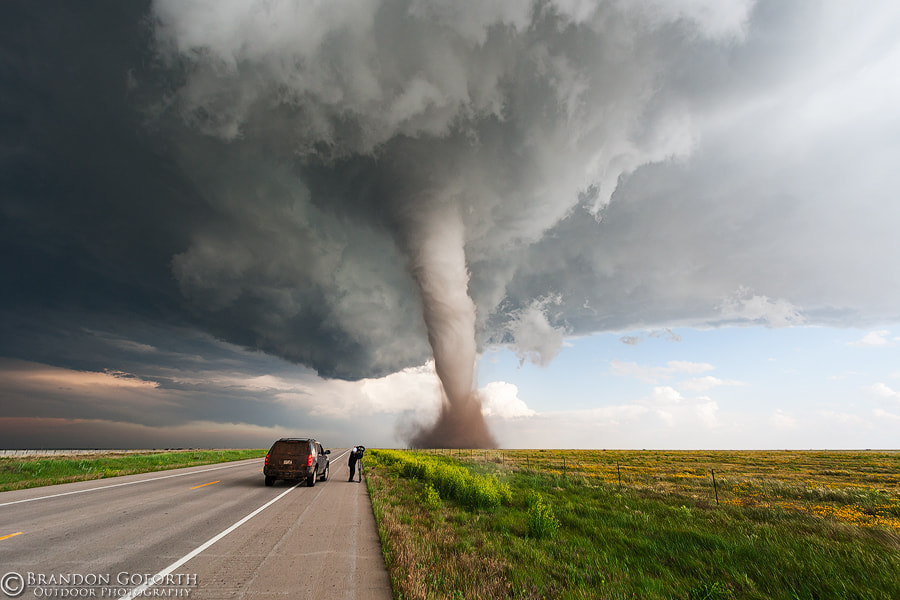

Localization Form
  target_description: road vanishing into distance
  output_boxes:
[0,451,393,599]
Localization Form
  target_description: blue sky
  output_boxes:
[477,326,900,448]
[2,1,900,450]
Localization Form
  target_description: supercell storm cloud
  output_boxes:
[2,1,900,447]
[144,0,753,446]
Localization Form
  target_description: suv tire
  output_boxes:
[307,470,316,487]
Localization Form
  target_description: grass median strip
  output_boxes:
[0,449,266,492]
[0,462,253,508]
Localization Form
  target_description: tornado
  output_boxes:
[403,203,496,449]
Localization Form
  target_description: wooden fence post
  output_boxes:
[712,469,719,506]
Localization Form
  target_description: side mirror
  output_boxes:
[325,449,331,454]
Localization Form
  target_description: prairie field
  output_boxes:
[492,449,900,531]
[366,449,900,600]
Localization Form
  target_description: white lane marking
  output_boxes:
[120,481,302,600]
[0,461,256,507]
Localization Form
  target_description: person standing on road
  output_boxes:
[348,446,358,482]
[348,445,365,482]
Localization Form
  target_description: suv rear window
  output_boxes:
[270,440,312,457]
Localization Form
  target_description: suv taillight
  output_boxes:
[265,453,269,466]
[307,454,314,467]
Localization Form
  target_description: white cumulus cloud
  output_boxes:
[480,381,537,419]
[867,382,900,401]
[850,331,896,347]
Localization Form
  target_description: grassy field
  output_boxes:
[366,449,900,600]
[0,449,267,492]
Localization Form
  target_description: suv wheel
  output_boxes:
[321,463,329,481]
[264,476,275,487]
[307,470,316,487]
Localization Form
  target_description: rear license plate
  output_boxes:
[283,459,292,465]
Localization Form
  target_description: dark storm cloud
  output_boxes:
[3,1,900,446]
[0,1,756,381]
[136,0,761,373]
[0,316,307,430]
[0,1,431,380]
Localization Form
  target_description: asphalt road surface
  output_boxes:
[0,451,393,599]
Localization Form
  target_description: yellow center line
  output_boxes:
[1,532,23,541]
[190,481,220,490]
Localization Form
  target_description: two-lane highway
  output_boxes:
[0,452,392,599]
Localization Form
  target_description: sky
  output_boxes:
[1,0,899,450]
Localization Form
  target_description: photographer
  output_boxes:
[348,445,365,482]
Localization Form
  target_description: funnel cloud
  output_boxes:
[404,203,495,447]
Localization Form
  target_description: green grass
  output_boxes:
[366,449,900,600]
[376,449,512,510]
[0,449,267,492]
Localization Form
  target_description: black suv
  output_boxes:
[264,438,331,487]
